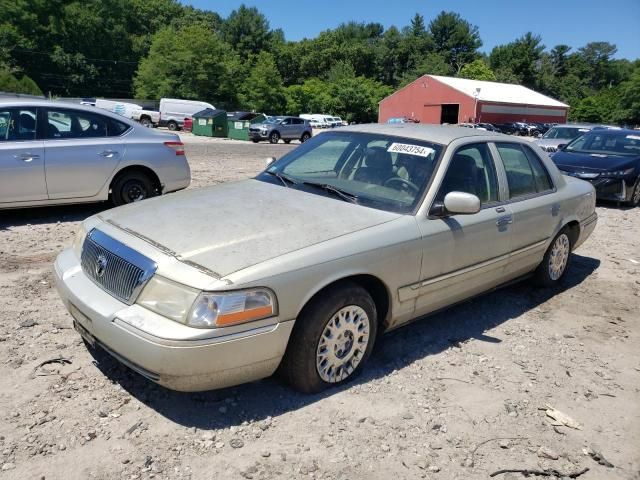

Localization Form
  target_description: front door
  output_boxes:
[43,107,123,199]
[411,142,513,317]
[0,107,47,203]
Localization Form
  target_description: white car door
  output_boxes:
[0,107,47,203]
[409,142,514,317]
[43,107,124,200]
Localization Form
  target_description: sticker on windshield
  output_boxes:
[626,134,640,140]
[387,143,434,157]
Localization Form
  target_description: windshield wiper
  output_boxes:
[265,170,297,188]
[302,181,359,203]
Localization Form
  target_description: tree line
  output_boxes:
[1,1,638,124]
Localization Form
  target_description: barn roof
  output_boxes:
[429,75,569,108]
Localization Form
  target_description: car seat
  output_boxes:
[437,153,479,200]
[354,147,393,185]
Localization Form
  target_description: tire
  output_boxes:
[167,121,179,131]
[279,283,378,393]
[533,229,572,287]
[628,179,640,207]
[252,139,260,143]
[269,131,280,144]
[301,132,311,143]
[111,171,155,207]
[140,117,151,128]
[284,139,291,144]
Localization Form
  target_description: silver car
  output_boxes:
[54,124,597,393]
[0,100,190,209]
[536,124,599,153]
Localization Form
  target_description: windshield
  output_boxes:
[543,126,589,140]
[565,132,640,156]
[256,131,443,214]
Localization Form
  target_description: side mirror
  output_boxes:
[265,157,276,167]
[442,192,481,215]
[557,144,566,151]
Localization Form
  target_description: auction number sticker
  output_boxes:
[387,143,434,157]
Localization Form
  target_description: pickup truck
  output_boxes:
[130,109,161,128]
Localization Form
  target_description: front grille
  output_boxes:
[81,229,156,304]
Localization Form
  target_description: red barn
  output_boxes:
[378,75,569,125]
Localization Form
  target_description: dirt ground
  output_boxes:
[0,134,639,480]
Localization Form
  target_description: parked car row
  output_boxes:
[300,114,346,128]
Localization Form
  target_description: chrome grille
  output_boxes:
[81,229,157,304]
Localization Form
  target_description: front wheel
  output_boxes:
[628,179,640,207]
[269,132,280,144]
[111,172,155,207]
[533,230,572,287]
[279,283,377,393]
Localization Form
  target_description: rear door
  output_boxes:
[492,142,561,277]
[0,107,47,203]
[43,107,125,199]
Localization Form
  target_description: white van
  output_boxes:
[300,114,330,128]
[159,98,215,131]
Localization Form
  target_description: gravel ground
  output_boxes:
[0,134,639,480]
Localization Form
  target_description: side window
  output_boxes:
[0,109,37,141]
[496,143,538,198]
[108,118,130,136]
[435,143,499,205]
[46,109,108,139]
[293,118,304,125]
[522,145,553,192]
[280,118,291,125]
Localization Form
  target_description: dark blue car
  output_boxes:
[551,129,640,206]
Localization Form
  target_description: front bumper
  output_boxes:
[53,248,294,392]
[588,177,632,202]
[248,130,269,139]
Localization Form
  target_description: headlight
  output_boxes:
[604,168,635,178]
[137,276,200,323]
[72,223,88,258]
[187,289,276,328]
[137,278,276,329]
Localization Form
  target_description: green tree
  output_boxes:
[239,52,286,113]
[459,59,496,81]
[489,32,544,88]
[615,67,640,125]
[223,5,272,58]
[428,11,482,73]
[134,24,239,106]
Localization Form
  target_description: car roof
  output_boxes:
[0,98,137,125]
[338,123,508,145]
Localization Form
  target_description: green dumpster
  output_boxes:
[192,109,228,137]
[227,112,267,141]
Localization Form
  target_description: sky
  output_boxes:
[184,0,640,59]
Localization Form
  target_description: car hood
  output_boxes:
[98,179,402,278]
[552,151,637,171]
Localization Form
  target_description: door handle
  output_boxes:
[496,215,513,227]
[495,206,506,213]
[14,153,40,162]
[98,150,117,158]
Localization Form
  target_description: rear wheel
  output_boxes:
[533,229,572,287]
[140,117,152,128]
[167,121,179,131]
[111,171,155,207]
[279,283,377,393]
[269,131,280,144]
[301,132,311,143]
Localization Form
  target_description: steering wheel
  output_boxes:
[384,177,419,194]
